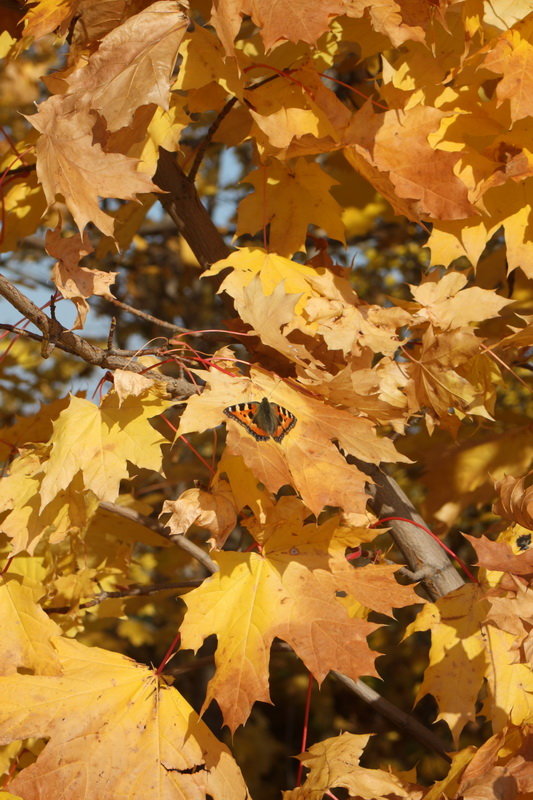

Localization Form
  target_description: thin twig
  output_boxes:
[188,97,238,182]
[104,295,189,333]
[275,642,450,763]
[99,501,219,574]
[0,324,171,358]
[45,579,203,614]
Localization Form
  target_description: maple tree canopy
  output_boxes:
[0,1,532,799]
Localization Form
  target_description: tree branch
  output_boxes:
[331,670,451,763]
[153,149,232,268]
[45,579,203,615]
[355,461,465,601]
[0,274,199,398]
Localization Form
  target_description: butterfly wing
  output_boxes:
[269,403,297,442]
[224,399,297,442]
[223,401,271,441]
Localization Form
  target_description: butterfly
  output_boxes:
[223,397,297,442]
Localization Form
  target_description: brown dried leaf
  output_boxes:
[493,472,533,530]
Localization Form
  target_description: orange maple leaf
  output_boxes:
[179,500,391,731]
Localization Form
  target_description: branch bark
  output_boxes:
[153,149,232,268]
[0,274,198,399]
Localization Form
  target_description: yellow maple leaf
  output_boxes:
[39,388,169,509]
[22,0,77,39]
[483,625,533,732]
[0,574,61,676]
[284,732,412,800]
[483,20,533,124]
[0,637,249,800]
[236,158,345,256]
[205,246,321,311]
[0,450,98,555]
[408,272,512,331]
[180,517,381,731]
[405,583,488,744]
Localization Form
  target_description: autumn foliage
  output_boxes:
[0,1,532,799]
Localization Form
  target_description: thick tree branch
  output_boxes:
[153,149,232,268]
[355,461,465,600]
[0,274,198,398]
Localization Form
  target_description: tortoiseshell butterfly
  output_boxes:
[223,397,297,442]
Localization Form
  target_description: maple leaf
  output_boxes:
[346,104,477,221]
[0,637,250,800]
[46,227,117,330]
[39,388,169,509]
[458,726,533,800]
[284,732,414,800]
[180,511,384,731]
[210,0,344,54]
[407,272,512,331]
[236,158,345,256]
[0,396,71,463]
[345,0,427,47]
[22,0,78,40]
[483,19,533,124]
[406,327,498,431]
[163,483,238,548]
[0,574,61,676]
[405,583,488,744]
[465,533,533,578]
[29,95,157,236]
[233,278,313,367]
[493,471,533,530]
[0,151,47,254]
[0,452,98,555]
[178,365,408,516]
[483,624,533,732]
[64,1,189,132]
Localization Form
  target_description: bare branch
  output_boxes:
[104,295,189,333]
[331,671,451,763]
[188,97,238,182]
[0,274,199,399]
[45,579,203,615]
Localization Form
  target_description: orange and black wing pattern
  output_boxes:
[223,398,296,442]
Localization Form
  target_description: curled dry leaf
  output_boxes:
[493,471,533,531]
[162,483,238,548]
